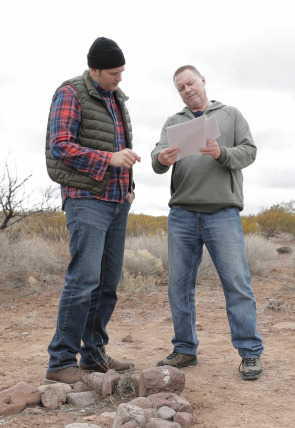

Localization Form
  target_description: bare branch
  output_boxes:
[0,160,59,230]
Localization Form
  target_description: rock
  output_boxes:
[73,381,90,392]
[66,391,96,406]
[145,418,181,427]
[112,403,145,428]
[272,322,295,331]
[40,383,71,409]
[102,369,121,396]
[139,366,185,397]
[276,246,292,254]
[195,321,203,331]
[83,372,104,393]
[147,393,193,414]
[144,408,157,419]
[128,396,153,409]
[157,405,176,420]
[173,412,193,427]
[120,422,139,428]
[0,382,41,416]
[85,411,116,427]
[21,406,46,415]
[122,333,134,343]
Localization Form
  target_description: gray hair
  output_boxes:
[173,65,201,83]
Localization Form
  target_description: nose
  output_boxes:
[116,73,122,82]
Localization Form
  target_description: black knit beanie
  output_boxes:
[87,37,125,69]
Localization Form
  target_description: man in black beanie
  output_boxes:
[45,37,141,385]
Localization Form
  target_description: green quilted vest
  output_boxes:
[45,70,133,195]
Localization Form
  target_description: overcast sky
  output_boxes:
[2,0,295,216]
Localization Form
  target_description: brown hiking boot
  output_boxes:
[45,366,83,386]
[157,352,197,368]
[80,356,134,373]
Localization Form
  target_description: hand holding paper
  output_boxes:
[167,114,220,161]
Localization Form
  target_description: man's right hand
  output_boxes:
[110,149,141,169]
[158,147,181,166]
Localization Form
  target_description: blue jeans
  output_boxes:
[47,198,130,372]
[168,206,263,359]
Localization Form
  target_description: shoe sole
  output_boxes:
[157,359,198,368]
[242,371,263,380]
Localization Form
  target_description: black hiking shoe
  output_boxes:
[157,352,197,368]
[239,358,262,380]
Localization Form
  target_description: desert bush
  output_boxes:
[123,249,163,277]
[127,213,167,236]
[184,234,278,279]
[119,271,158,293]
[0,232,68,288]
[244,234,277,276]
[26,212,68,242]
[241,215,260,235]
[257,201,295,237]
[125,234,168,271]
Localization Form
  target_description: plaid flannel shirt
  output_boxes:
[49,81,129,203]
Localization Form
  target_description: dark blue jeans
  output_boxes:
[168,206,263,359]
[47,198,130,372]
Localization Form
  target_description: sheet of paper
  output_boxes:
[167,114,220,161]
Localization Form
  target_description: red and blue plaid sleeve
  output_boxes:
[49,85,112,181]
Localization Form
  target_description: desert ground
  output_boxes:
[0,234,294,427]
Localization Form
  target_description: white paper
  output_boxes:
[167,114,220,161]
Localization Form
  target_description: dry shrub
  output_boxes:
[193,234,278,280]
[0,232,67,288]
[119,272,157,293]
[125,234,168,270]
[245,234,277,276]
[123,249,163,278]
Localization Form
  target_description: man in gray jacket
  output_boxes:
[151,65,263,380]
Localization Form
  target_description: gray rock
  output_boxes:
[139,366,185,397]
[147,393,193,414]
[66,391,96,406]
[173,412,193,427]
[276,246,292,254]
[157,405,176,420]
[145,418,181,428]
[0,381,41,416]
[41,383,71,409]
[102,369,121,396]
[112,403,145,428]
[128,396,153,409]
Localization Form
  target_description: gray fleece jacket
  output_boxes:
[151,101,256,213]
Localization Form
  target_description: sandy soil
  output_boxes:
[0,235,295,427]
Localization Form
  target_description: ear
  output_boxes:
[201,76,206,86]
[89,68,99,78]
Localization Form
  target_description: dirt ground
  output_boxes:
[1,235,295,428]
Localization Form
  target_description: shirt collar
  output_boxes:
[92,80,113,97]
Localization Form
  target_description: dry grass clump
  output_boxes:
[123,249,163,278]
[114,371,138,399]
[125,234,168,270]
[197,234,278,278]
[245,234,278,276]
[119,271,158,293]
[0,232,67,288]
[121,235,167,293]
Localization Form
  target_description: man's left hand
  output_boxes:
[200,140,221,160]
[126,191,135,204]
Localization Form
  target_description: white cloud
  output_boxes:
[1,0,295,216]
